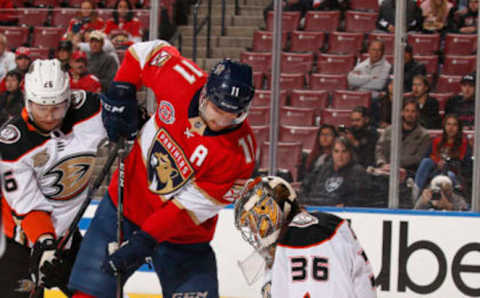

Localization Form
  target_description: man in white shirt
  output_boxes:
[0,33,16,81]
[348,39,391,98]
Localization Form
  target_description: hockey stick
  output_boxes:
[116,138,127,298]
[29,140,122,298]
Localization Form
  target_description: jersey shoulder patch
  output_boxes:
[278,211,344,248]
[0,124,21,144]
[0,117,48,161]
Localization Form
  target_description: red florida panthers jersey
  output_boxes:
[108,40,257,244]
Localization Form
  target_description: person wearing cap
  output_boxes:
[85,30,118,91]
[403,44,426,92]
[445,73,476,129]
[0,33,16,81]
[69,50,102,93]
[56,40,74,71]
[14,47,32,77]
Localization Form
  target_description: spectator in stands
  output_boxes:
[412,113,472,200]
[456,0,478,33]
[0,0,16,26]
[415,175,468,210]
[263,0,310,23]
[347,39,391,98]
[411,74,441,129]
[13,47,31,77]
[310,0,348,10]
[76,29,120,65]
[420,0,456,33]
[0,70,22,125]
[69,50,102,93]
[403,44,427,92]
[66,0,105,38]
[86,30,118,91]
[56,40,74,72]
[376,0,422,32]
[0,33,15,81]
[104,0,143,44]
[341,106,379,168]
[304,123,337,172]
[301,137,370,207]
[445,73,475,129]
[371,76,393,128]
[375,98,431,174]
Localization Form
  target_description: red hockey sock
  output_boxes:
[72,291,95,298]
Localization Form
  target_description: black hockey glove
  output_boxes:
[102,230,157,276]
[101,81,138,142]
[29,235,56,288]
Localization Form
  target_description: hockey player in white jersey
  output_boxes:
[235,176,377,298]
[0,59,107,297]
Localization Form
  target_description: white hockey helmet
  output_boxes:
[25,59,71,109]
[234,176,297,259]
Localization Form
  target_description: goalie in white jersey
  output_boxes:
[235,176,377,298]
[0,59,107,297]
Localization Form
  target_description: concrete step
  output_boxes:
[218,35,252,48]
[232,15,264,27]
[178,25,257,37]
[188,15,234,26]
[181,46,245,59]
[177,35,219,47]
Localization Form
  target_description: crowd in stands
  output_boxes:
[246,0,479,211]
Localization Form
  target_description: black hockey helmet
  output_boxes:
[206,59,255,114]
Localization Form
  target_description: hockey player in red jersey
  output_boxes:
[68,40,256,297]
[0,59,107,297]
[235,176,377,298]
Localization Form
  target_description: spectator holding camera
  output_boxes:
[412,114,472,200]
[341,106,379,168]
[415,175,468,210]
[66,0,105,37]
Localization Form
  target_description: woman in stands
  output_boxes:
[303,123,337,173]
[104,0,143,44]
[420,0,456,33]
[412,114,473,200]
[66,0,105,37]
[301,137,371,207]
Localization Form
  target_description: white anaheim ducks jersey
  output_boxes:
[271,211,377,298]
[0,91,107,246]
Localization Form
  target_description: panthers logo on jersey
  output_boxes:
[42,153,96,200]
[147,128,194,195]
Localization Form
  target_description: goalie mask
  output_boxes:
[234,176,297,267]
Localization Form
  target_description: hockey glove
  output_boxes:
[102,230,157,276]
[101,81,138,142]
[29,234,56,288]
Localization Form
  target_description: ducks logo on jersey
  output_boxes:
[42,153,96,200]
[147,128,193,194]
